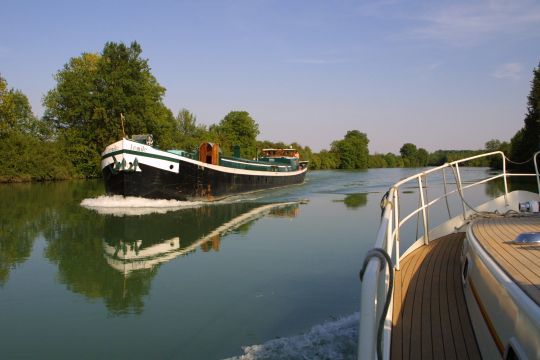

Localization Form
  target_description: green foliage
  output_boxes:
[445,151,489,166]
[0,75,44,137]
[385,153,403,167]
[0,76,76,182]
[316,150,341,169]
[331,130,369,169]
[483,139,509,169]
[417,148,429,166]
[43,53,100,131]
[368,154,388,168]
[400,143,419,167]
[57,128,100,177]
[0,131,75,182]
[485,139,503,152]
[211,111,259,158]
[172,109,209,151]
[5,45,530,181]
[43,42,175,176]
[400,143,417,158]
[427,150,447,166]
[509,62,540,172]
[427,149,491,167]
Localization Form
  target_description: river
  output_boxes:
[0,168,504,359]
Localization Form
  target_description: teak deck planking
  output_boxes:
[391,232,481,360]
[471,216,540,306]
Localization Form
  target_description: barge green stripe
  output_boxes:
[102,150,180,163]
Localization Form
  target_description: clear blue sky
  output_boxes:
[1,0,539,153]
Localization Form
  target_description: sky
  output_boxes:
[1,0,539,153]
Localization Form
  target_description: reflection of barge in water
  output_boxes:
[101,136,308,201]
[103,202,300,275]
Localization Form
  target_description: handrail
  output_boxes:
[535,152,540,194]
[358,151,540,360]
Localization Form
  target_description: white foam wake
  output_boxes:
[80,195,203,216]
[227,312,358,360]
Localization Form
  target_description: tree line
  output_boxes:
[484,63,540,173]
[0,42,538,182]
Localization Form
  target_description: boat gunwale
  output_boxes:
[465,221,540,328]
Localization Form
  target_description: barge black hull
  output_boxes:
[103,160,307,201]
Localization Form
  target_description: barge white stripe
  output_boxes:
[101,139,307,177]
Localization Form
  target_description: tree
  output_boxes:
[212,111,259,158]
[417,148,429,167]
[43,42,176,176]
[0,76,38,136]
[0,76,74,182]
[400,143,418,167]
[331,130,369,169]
[484,139,509,169]
[176,108,198,136]
[173,109,208,151]
[485,139,502,152]
[368,154,388,168]
[318,150,340,169]
[95,42,175,148]
[383,153,403,168]
[509,62,540,172]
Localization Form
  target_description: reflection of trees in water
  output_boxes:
[332,193,368,209]
[0,181,102,286]
[44,208,152,315]
[43,202,263,315]
[0,182,301,315]
[485,177,537,198]
[269,204,300,218]
[344,193,368,209]
[0,184,41,285]
[334,193,368,209]
[98,202,300,314]
[0,180,150,314]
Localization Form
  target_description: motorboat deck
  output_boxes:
[390,215,540,359]
[358,150,540,360]
[391,232,481,360]
[471,215,540,306]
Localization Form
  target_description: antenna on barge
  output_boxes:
[120,113,126,139]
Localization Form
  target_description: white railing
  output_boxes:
[357,151,540,360]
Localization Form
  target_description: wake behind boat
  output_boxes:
[358,151,540,360]
[101,135,308,201]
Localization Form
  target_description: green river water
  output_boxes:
[0,168,505,359]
